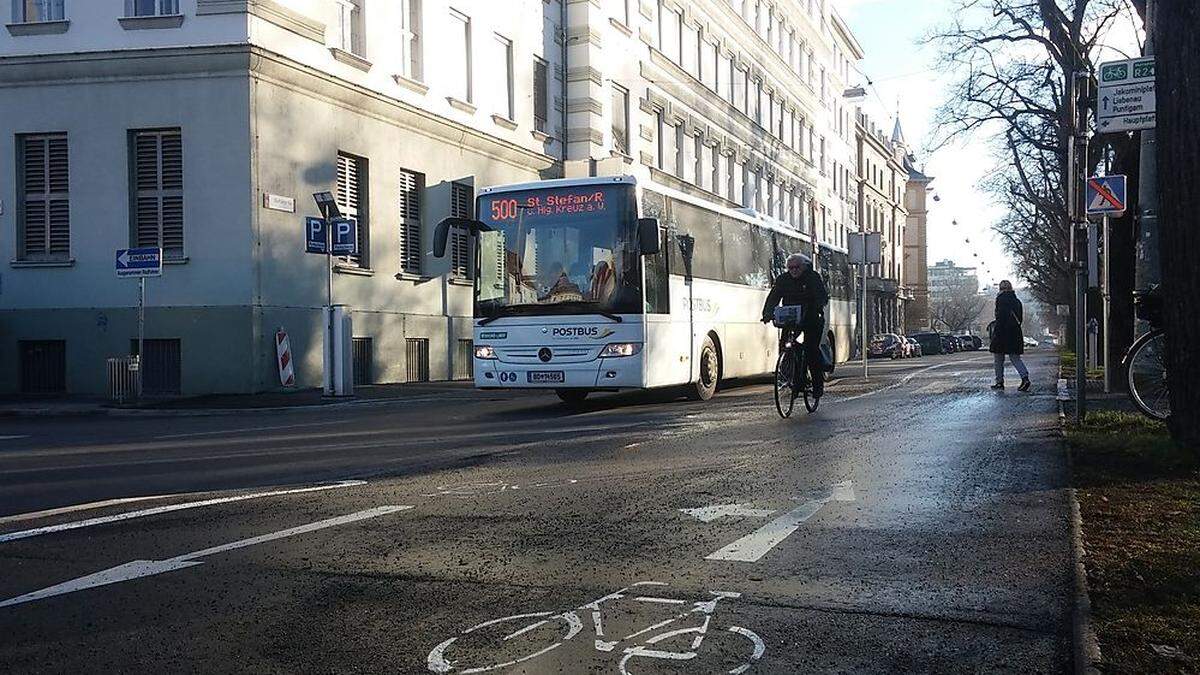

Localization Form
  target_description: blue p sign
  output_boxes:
[331,217,358,255]
[305,217,327,254]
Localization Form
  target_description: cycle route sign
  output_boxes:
[1097,57,1155,133]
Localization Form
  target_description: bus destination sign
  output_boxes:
[486,188,609,221]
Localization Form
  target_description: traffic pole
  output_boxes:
[861,259,868,379]
[138,275,145,401]
[325,220,335,396]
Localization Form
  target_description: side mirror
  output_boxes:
[433,217,488,257]
[637,218,660,256]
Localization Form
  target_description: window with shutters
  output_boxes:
[334,0,365,56]
[17,134,70,261]
[131,129,184,259]
[533,58,549,133]
[398,168,423,275]
[492,34,514,120]
[447,8,471,103]
[449,181,473,280]
[336,151,370,268]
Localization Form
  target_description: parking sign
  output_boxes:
[331,217,358,255]
[305,217,328,254]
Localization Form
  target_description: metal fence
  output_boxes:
[107,357,139,403]
[406,338,429,382]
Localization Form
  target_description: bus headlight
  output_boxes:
[474,345,497,360]
[600,342,642,357]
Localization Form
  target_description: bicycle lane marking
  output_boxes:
[426,582,765,674]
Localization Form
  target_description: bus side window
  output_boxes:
[644,226,670,314]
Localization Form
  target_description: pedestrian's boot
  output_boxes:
[990,381,1004,390]
[1018,377,1031,392]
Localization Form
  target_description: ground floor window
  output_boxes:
[19,340,66,394]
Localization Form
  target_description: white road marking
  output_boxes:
[0,494,175,526]
[154,420,345,439]
[0,480,366,543]
[0,505,411,609]
[833,357,989,403]
[0,435,29,441]
[706,481,856,563]
[679,504,776,523]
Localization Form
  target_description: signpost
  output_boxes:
[116,247,163,400]
[847,232,882,379]
[1097,57,1156,133]
[308,194,356,397]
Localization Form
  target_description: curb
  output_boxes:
[1059,398,1103,675]
[0,393,465,419]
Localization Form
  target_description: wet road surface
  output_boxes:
[0,351,1070,673]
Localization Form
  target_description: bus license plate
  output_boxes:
[527,371,564,384]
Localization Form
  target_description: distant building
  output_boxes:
[929,259,979,298]
[901,129,933,333]
[854,109,908,338]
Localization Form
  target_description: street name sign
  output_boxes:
[1085,175,1127,215]
[330,217,358,255]
[115,247,162,278]
[1098,57,1155,133]
[305,216,328,254]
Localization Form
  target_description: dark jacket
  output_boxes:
[989,290,1024,355]
[762,268,828,327]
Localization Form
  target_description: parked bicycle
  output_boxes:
[1123,286,1170,420]
[772,306,819,418]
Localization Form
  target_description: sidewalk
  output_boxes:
[0,381,479,417]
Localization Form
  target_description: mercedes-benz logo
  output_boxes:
[538,347,553,363]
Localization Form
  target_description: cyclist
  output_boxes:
[761,252,829,399]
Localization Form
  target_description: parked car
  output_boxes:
[906,337,923,357]
[939,334,958,354]
[1024,337,1040,349]
[908,332,943,356]
[955,335,981,351]
[868,333,906,359]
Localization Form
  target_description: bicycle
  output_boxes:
[771,306,819,418]
[426,581,765,674]
[1123,286,1170,420]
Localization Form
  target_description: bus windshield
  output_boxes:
[475,183,641,319]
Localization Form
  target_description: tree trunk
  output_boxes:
[1154,2,1200,450]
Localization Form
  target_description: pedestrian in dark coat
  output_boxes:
[989,280,1030,391]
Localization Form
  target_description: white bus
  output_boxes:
[435,175,854,404]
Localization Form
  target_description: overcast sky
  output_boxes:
[840,0,1143,292]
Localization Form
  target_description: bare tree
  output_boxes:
[929,0,1130,342]
[932,287,988,333]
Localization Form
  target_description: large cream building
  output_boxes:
[1,0,865,395]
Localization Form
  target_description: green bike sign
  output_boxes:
[1097,57,1156,133]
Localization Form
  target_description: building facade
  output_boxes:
[1,0,864,396]
[854,109,907,337]
[901,136,933,333]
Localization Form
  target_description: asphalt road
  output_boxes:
[0,350,1070,674]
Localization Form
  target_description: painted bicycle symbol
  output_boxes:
[427,581,765,674]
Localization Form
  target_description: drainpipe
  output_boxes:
[560,0,569,167]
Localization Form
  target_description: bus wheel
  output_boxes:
[691,337,719,401]
[555,389,589,406]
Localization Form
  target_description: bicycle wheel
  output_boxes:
[1126,328,1171,420]
[774,350,796,419]
[427,611,582,673]
[803,387,819,413]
